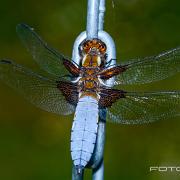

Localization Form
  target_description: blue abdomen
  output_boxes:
[71,96,99,170]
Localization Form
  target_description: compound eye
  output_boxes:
[101,44,105,49]
[100,44,106,53]
[83,42,90,53]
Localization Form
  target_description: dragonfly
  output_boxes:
[0,24,180,173]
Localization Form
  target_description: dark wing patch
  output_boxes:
[98,65,127,80]
[63,59,80,77]
[99,88,126,108]
[57,81,79,106]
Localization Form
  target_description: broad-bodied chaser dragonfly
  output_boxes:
[0,24,180,172]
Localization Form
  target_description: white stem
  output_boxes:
[86,0,100,39]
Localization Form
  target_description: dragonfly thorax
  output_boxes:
[76,39,107,99]
[82,54,101,67]
[78,67,100,99]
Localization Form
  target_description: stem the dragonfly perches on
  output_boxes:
[72,0,116,179]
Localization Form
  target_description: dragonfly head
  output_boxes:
[79,38,107,67]
[80,38,106,55]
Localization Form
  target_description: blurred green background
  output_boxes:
[0,0,180,179]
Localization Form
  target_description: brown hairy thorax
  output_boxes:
[61,38,127,107]
[78,39,107,99]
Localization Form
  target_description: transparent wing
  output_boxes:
[106,91,180,124]
[114,47,180,85]
[0,60,75,115]
[16,23,70,77]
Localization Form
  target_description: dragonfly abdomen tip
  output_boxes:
[76,165,84,174]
